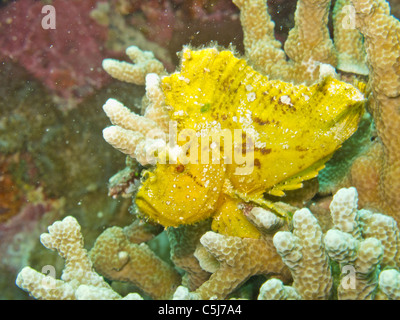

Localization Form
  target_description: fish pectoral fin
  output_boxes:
[267,154,332,198]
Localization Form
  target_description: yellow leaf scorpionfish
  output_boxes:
[103,47,365,239]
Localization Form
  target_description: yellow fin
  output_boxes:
[267,154,331,197]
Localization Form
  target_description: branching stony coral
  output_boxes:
[273,208,333,299]
[192,230,291,299]
[102,72,170,166]
[332,0,368,75]
[258,187,400,300]
[101,46,170,167]
[172,208,291,300]
[347,0,400,222]
[15,216,142,300]
[102,46,166,86]
[15,215,183,300]
[16,189,400,300]
[89,222,181,300]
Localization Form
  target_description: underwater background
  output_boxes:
[1,0,400,300]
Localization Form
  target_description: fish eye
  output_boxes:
[175,164,185,173]
[140,170,151,182]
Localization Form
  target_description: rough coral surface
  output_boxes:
[333,0,368,75]
[258,278,301,300]
[193,231,291,299]
[273,208,333,299]
[284,0,337,77]
[102,46,165,86]
[323,188,386,299]
[378,269,400,299]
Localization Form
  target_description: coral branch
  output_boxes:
[102,97,168,166]
[16,216,141,300]
[258,278,302,300]
[231,0,287,78]
[378,269,400,299]
[285,0,336,67]
[89,225,181,300]
[274,208,333,299]
[102,46,165,85]
[349,0,400,223]
[194,231,290,299]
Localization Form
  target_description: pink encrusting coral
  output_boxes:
[0,0,112,107]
